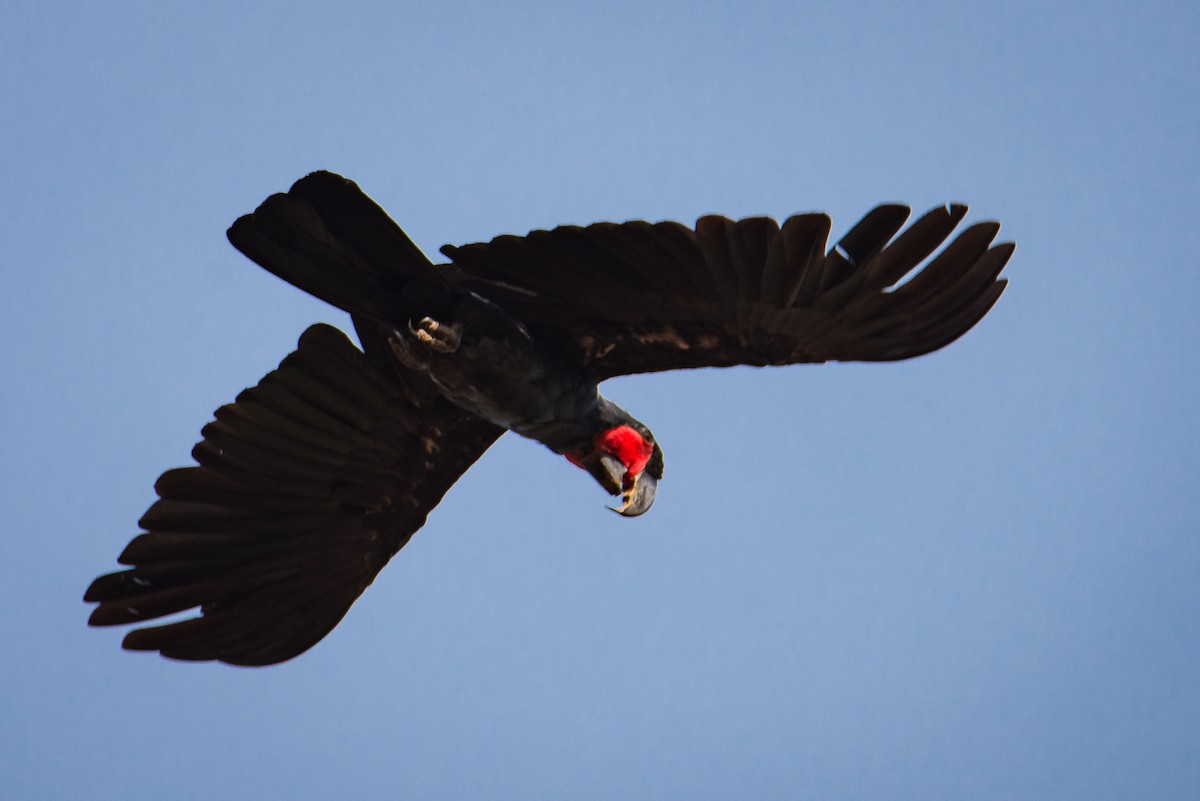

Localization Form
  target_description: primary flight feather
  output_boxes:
[85,171,1011,665]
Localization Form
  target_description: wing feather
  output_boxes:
[85,324,502,665]
[773,212,833,308]
[442,203,1011,378]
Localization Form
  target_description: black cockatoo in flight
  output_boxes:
[85,171,1011,665]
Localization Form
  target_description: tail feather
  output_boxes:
[227,171,449,323]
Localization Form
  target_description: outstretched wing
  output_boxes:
[441,204,1011,380]
[85,324,502,666]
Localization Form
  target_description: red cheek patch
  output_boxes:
[594,425,653,480]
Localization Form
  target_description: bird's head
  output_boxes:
[565,421,663,517]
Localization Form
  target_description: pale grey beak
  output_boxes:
[609,471,657,517]
[579,451,627,497]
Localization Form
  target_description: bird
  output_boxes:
[84,171,1012,666]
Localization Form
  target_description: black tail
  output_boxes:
[227,171,452,324]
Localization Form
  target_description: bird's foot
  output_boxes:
[388,329,430,370]
[410,317,462,353]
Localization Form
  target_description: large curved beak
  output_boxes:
[577,451,658,517]
[579,451,627,496]
[609,471,657,517]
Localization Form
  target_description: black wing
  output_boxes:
[442,204,1011,380]
[85,324,502,666]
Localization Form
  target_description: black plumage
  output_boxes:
[85,171,1011,665]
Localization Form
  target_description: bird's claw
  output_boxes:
[388,329,429,370]
[410,317,462,353]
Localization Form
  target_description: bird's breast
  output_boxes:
[422,295,602,452]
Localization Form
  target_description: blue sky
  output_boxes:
[2,0,1198,798]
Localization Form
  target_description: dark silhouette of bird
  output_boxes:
[84,171,1012,665]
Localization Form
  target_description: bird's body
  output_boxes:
[396,291,606,451]
[85,171,1011,665]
